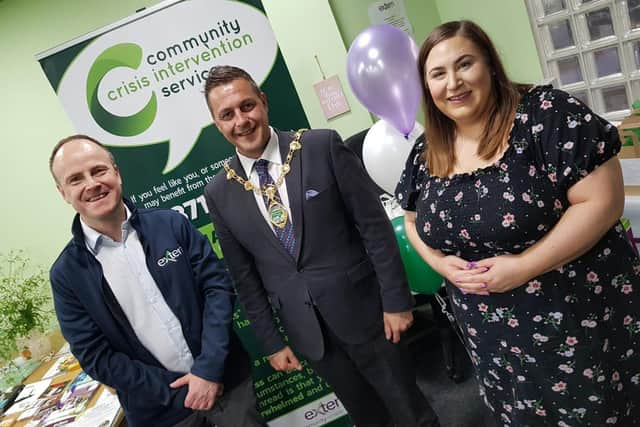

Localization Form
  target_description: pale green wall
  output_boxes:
[262,0,373,136]
[0,0,541,271]
[0,0,163,266]
[329,0,441,49]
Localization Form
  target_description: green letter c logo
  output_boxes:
[86,43,157,136]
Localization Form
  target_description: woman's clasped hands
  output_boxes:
[437,254,534,295]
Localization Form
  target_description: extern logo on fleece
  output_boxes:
[157,247,184,267]
[86,43,157,137]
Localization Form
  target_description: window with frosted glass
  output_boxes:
[632,40,640,69]
[549,20,574,49]
[594,47,621,77]
[543,0,566,15]
[601,85,628,111]
[586,8,614,40]
[527,0,640,119]
[557,56,583,84]
[629,0,640,30]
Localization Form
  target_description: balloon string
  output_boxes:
[314,55,326,80]
[434,293,477,365]
[380,194,404,220]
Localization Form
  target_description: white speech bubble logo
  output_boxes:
[57,0,279,173]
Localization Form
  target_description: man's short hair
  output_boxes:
[203,65,261,99]
[49,134,116,182]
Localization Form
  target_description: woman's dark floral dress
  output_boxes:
[396,86,640,426]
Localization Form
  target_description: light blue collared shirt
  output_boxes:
[81,206,194,373]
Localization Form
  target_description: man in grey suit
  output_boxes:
[203,65,440,427]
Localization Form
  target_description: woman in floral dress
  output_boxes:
[395,20,640,426]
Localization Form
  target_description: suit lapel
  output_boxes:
[227,156,292,259]
[277,130,304,262]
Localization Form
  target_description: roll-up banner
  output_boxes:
[37,1,351,425]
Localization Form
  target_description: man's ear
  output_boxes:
[260,91,268,111]
[207,106,221,130]
[113,164,123,187]
[205,93,219,127]
[56,184,71,205]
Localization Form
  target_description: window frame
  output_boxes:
[525,0,640,121]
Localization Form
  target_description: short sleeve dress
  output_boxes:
[396,86,640,426]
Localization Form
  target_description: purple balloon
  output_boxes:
[347,25,421,137]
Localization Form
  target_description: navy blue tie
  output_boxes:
[254,159,296,256]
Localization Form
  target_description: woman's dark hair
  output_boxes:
[417,20,530,177]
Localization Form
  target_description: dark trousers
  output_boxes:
[308,319,440,427]
[173,376,267,427]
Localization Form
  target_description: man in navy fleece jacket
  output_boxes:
[49,135,265,427]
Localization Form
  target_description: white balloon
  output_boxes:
[362,119,424,194]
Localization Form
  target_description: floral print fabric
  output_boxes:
[396,86,640,426]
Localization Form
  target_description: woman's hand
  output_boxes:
[436,255,490,295]
[460,254,533,293]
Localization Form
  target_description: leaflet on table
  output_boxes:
[71,389,120,427]
[56,372,100,414]
[54,343,70,357]
[10,372,100,426]
[3,379,51,415]
[16,380,70,423]
[41,354,80,380]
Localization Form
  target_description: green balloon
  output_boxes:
[391,216,443,295]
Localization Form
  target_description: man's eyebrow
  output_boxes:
[64,172,81,183]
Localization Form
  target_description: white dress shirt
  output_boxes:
[237,127,293,232]
[81,206,194,373]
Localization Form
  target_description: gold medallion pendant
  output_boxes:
[223,129,307,228]
[268,200,288,228]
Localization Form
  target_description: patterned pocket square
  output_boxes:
[305,189,319,200]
